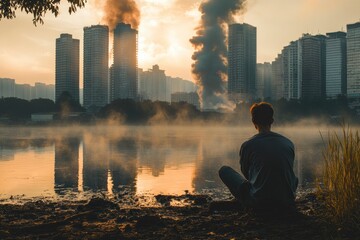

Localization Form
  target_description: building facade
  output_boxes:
[347,22,360,98]
[83,25,109,110]
[171,92,200,109]
[138,65,167,102]
[0,78,15,98]
[111,23,138,101]
[15,84,32,100]
[325,31,347,98]
[256,62,272,100]
[300,34,326,100]
[283,40,302,100]
[228,23,257,102]
[166,76,197,102]
[55,33,80,102]
[271,54,284,100]
[33,82,55,101]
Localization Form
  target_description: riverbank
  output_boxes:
[0,193,355,239]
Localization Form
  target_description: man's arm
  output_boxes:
[239,143,250,180]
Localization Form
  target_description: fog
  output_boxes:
[0,124,357,202]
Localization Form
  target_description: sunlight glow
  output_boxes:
[136,164,195,195]
[0,149,54,197]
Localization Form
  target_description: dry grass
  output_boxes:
[319,127,360,231]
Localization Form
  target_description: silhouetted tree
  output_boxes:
[0,97,31,119]
[30,98,56,113]
[0,0,86,25]
[55,91,84,115]
[97,99,202,124]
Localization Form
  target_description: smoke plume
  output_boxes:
[97,0,140,30]
[190,0,247,110]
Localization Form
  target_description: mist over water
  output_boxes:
[0,125,345,202]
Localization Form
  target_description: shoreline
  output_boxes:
[0,192,354,240]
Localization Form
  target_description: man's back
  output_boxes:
[240,132,298,207]
[219,102,298,209]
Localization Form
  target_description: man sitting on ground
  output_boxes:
[219,102,298,209]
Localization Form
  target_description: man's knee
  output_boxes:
[219,165,232,178]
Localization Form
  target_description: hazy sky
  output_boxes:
[0,0,359,86]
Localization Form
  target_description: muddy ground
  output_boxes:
[0,193,356,240]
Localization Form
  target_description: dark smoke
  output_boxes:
[190,0,247,110]
[97,0,140,30]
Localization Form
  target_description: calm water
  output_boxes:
[0,125,334,202]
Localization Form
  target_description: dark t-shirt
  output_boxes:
[239,131,298,206]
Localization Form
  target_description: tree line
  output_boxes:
[0,94,357,124]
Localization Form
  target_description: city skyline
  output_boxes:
[1,0,359,87]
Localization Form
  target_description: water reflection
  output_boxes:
[0,126,334,199]
[54,138,80,194]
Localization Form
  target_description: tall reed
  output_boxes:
[320,127,360,230]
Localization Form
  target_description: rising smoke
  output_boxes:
[96,0,140,30]
[190,0,247,110]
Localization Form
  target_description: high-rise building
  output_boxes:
[325,31,347,98]
[256,62,272,100]
[83,25,109,110]
[347,22,360,98]
[33,82,55,101]
[171,92,200,110]
[165,76,197,102]
[111,23,138,101]
[271,54,284,100]
[300,34,326,100]
[139,65,167,101]
[228,23,257,102]
[15,84,32,100]
[55,33,80,103]
[283,40,301,100]
[0,78,15,98]
[262,63,273,100]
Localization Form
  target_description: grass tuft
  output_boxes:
[319,126,360,232]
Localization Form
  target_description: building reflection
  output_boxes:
[192,136,239,193]
[138,139,166,177]
[0,146,15,161]
[82,135,109,191]
[81,134,138,196]
[109,137,137,194]
[54,137,80,194]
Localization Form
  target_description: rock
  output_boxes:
[193,196,210,206]
[155,195,172,206]
[78,197,119,211]
[209,200,243,212]
[135,215,164,229]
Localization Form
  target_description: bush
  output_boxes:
[320,126,360,231]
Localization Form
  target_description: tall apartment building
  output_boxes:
[83,25,109,110]
[263,63,273,99]
[15,84,32,100]
[33,82,55,101]
[171,92,200,110]
[300,34,326,100]
[165,77,197,102]
[271,54,284,100]
[0,78,15,98]
[347,22,360,98]
[281,40,302,100]
[138,65,167,102]
[111,23,138,101]
[55,33,80,103]
[228,23,257,102]
[325,31,347,98]
[256,62,272,100]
